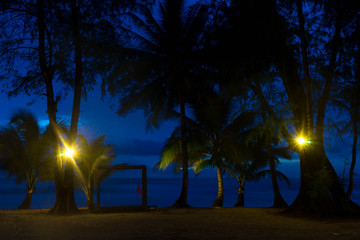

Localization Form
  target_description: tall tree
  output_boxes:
[255,0,360,215]
[209,0,360,215]
[48,0,153,214]
[0,0,74,213]
[49,0,84,215]
[0,0,153,214]
[103,0,210,207]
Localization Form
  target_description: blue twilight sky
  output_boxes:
[0,81,359,180]
[0,82,182,178]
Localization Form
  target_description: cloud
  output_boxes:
[115,139,165,156]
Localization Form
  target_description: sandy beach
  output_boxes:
[0,208,359,240]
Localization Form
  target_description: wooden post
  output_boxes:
[95,164,147,209]
[142,167,147,208]
[96,169,101,208]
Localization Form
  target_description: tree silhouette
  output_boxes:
[191,94,256,208]
[253,0,360,215]
[259,111,291,208]
[0,110,50,209]
[104,0,210,207]
[0,0,135,214]
[226,142,290,208]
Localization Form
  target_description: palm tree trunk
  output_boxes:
[260,106,287,208]
[269,160,288,208]
[173,95,189,208]
[212,167,223,208]
[234,184,244,207]
[18,191,33,209]
[346,111,358,198]
[88,174,95,209]
[18,181,35,209]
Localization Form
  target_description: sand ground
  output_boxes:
[0,208,360,240]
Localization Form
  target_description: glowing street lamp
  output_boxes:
[297,137,306,145]
[296,136,311,147]
[64,147,75,158]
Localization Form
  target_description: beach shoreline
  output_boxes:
[1,207,360,239]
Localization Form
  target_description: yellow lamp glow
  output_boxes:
[64,147,75,158]
[297,137,306,145]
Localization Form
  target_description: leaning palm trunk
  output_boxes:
[234,185,245,207]
[87,175,95,209]
[173,95,190,208]
[269,160,288,208]
[234,176,245,207]
[18,191,33,209]
[212,167,224,207]
[84,176,95,209]
[18,177,37,209]
[18,192,33,209]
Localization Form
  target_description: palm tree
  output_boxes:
[0,110,50,209]
[192,96,256,208]
[227,138,291,207]
[158,92,256,207]
[258,112,293,208]
[104,0,210,207]
[264,144,292,208]
[75,135,116,208]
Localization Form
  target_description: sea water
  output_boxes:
[0,177,359,209]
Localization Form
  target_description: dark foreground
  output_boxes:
[0,208,359,239]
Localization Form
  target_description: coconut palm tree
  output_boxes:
[75,135,116,208]
[158,91,256,207]
[227,139,291,207]
[257,113,293,208]
[0,110,50,209]
[191,97,256,208]
[104,0,210,207]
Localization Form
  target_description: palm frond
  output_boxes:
[193,158,211,173]
[275,170,290,185]
[248,169,271,182]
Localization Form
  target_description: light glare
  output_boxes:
[64,148,75,158]
[296,137,306,145]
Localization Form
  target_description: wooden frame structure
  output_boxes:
[92,164,147,209]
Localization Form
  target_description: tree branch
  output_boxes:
[250,83,297,152]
